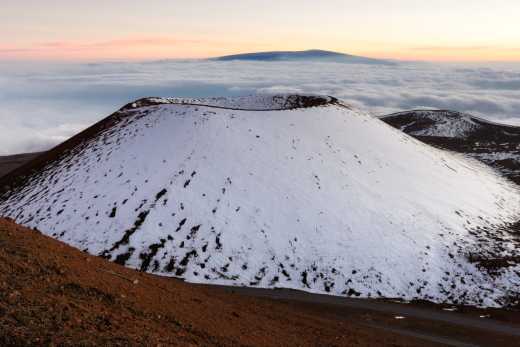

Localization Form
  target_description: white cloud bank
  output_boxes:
[1,60,520,154]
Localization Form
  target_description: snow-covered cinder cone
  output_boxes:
[1,94,519,307]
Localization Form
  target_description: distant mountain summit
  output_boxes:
[212,49,396,65]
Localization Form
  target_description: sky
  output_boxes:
[2,0,520,62]
[1,1,520,155]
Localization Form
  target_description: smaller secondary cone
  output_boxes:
[382,109,520,184]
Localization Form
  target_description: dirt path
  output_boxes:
[220,286,520,335]
[202,285,520,347]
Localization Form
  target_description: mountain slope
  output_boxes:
[381,110,520,184]
[1,95,519,307]
[0,152,42,179]
[212,49,396,65]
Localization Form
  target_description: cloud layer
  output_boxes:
[1,60,520,154]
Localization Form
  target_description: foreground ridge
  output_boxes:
[4,217,433,346]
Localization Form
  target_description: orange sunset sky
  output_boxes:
[2,0,520,62]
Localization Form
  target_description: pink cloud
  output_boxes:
[0,37,216,60]
[36,37,203,50]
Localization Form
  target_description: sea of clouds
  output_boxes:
[1,59,520,154]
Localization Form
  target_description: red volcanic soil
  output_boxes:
[0,218,431,347]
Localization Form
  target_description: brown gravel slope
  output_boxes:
[0,153,41,179]
[0,218,429,347]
